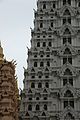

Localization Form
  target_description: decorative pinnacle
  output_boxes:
[0,40,4,62]
[0,41,1,47]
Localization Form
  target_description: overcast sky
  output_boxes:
[0,0,37,89]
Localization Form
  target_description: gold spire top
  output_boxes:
[0,41,4,63]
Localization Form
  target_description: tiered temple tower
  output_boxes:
[0,43,19,120]
[20,0,80,120]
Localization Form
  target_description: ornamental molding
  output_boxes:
[59,44,78,56]
[59,25,76,36]
[60,106,77,119]
[60,84,77,98]
[59,4,76,17]
[59,64,77,77]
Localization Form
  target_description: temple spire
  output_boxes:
[0,41,1,47]
[0,41,4,63]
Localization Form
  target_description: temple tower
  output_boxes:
[20,0,80,120]
[0,43,19,120]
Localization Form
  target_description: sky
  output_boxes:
[0,0,37,89]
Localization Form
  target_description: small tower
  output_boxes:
[0,44,19,120]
